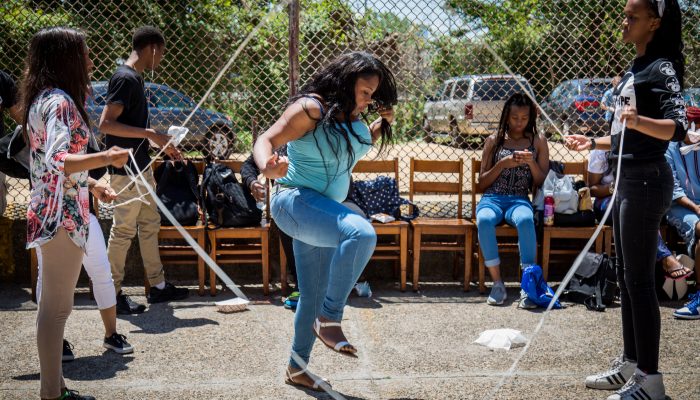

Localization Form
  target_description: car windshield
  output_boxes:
[473,79,531,101]
[435,83,448,100]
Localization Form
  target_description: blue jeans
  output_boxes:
[666,203,700,255]
[476,194,536,268]
[271,187,376,368]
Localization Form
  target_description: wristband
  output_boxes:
[590,137,597,150]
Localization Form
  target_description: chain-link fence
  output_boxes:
[2,0,699,219]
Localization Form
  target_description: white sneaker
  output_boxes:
[607,370,665,400]
[585,355,637,390]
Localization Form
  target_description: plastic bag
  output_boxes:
[474,329,527,350]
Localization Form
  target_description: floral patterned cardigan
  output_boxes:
[26,88,90,251]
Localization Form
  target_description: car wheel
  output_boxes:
[206,125,233,159]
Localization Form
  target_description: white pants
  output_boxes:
[37,213,117,309]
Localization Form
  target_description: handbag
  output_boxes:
[348,176,419,221]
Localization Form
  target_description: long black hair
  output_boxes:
[491,93,538,164]
[290,51,397,176]
[645,0,685,86]
[21,27,91,140]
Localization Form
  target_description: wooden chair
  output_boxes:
[207,160,271,295]
[353,158,409,291]
[471,158,538,293]
[541,161,610,280]
[409,158,474,291]
[151,160,209,296]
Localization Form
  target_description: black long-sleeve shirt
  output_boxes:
[610,55,688,164]
[240,145,288,190]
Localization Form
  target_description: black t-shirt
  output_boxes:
[609,56,688,164]
[104,65,151,175]
[0,70,18,138]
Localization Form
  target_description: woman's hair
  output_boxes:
[21,27,91,138]
[491,93,538,164]
[290,51,397,177]
[645,0,685,86]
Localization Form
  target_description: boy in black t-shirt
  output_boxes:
[0,70,22,216]
[99,26,188,313]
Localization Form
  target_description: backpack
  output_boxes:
[348,176,419,221]
[563,252,618,311]
[201,162,261,228]
[154,160,201,226]
[521,264,562,309]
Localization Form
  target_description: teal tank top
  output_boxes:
[277,121,372,202]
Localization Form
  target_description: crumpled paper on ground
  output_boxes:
[474,329,527,350]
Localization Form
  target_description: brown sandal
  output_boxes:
[313,318,357,357]
[285,367,331,392]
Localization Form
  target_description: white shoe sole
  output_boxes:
[104,343,134,354]
[673,312,700,320]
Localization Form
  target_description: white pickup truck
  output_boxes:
[423,75,535,145]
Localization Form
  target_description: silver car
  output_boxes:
[423,75,535,146]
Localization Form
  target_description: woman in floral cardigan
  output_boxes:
[21,27,129,400]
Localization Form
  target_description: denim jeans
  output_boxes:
[271,186,376,368]
[613,161,673,373]
[476,194,537,267]
[666,203,700,255]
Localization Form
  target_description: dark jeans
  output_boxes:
[612,161,673,373]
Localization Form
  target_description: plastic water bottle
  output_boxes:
[544,191,555,226]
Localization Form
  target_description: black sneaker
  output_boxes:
[103,333,134,354]
[62,339,75,362]
[147,282,189,304]
[116,292,146,315]
[59,388,95,399]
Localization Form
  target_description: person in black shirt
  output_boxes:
[0,70,23,216]
[0,70,22,137]
[100,26,188,313]
[241,146,298,290]
[567,1,687,399]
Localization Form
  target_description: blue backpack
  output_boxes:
[521,264,562,309]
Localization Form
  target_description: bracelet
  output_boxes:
[590,137,597,150]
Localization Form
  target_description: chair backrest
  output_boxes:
[471,159,588,219]
[352,158,400,182]
[409,158,464,219]
[560,161,588,182]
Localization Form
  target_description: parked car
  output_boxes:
[88,81,235,158]
[422,74,535,146]
[539,78,612,137]
[684,87,700,107]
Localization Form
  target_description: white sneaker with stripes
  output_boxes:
[607,370,665,400]
[585,355,637,390]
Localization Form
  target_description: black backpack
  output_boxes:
[0,125,30,179]
[201,162,261,228]
[154,160,201,226]
[563,252,618,311]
